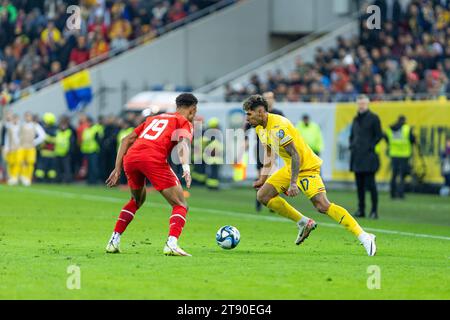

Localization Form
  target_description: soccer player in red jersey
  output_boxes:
[105,93,198,256]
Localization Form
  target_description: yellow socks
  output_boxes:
[265,197,365,238]
[267,196,305,223]
[326,203,363,237]
[7,162,20,180]
[22,163,35,181]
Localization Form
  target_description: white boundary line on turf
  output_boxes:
[3,186,450,241]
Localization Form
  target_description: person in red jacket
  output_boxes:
[69,36,90,66]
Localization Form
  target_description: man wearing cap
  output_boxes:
[350,95,383,219]
[385,115,415,199]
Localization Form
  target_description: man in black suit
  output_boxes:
[350,95,383,219]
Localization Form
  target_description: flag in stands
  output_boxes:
[0,89,12,106]
[61,70,93,112]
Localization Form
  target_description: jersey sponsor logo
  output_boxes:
[276,129,285,139]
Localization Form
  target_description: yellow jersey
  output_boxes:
[256,113,323,172]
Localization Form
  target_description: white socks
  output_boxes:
[111,232,121,244]
[357,232,369,243]
[168,236,178,247]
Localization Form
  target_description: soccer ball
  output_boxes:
[216,225,240,249]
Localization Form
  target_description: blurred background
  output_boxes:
[0,0,449,197]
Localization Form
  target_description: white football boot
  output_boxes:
[20,176,31,187]
[106,232,121,253]
[7,177,18,186]
[360,233,377,256]
[295,218,317,245]
[163,237,191,257]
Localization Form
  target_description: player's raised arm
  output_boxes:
[177,137,192,188]
[33,122,46,147]
[106,131,138,188]
[284,141,301,197]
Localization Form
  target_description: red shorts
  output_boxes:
[123,160,180,191]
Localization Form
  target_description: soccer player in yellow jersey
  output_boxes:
[243,95,377,256]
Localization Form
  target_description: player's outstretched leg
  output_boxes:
[106,187,146,253]
[311,192,377,256]
[160,185,191,257]
[257,183,317,245]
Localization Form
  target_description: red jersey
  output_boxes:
[124,112,193,164]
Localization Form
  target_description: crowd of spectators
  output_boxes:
[225,0,450,102]
[0,0,230,105]
[0,109,149,185]
[70,111,144,184]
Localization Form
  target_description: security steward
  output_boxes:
[385,115,415,199]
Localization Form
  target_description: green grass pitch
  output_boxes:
[0,184,449,299]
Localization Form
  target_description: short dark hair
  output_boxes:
[243,95,268,112]
[176,93,198,108]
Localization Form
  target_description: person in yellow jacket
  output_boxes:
[191,116,207,186]
[295,114,324,156]
[204,117,224,190]
[81,117,104,184]
[55,116,76,183]
[18,112,46,186]
[40,21,62,46]
[384,115,415,199]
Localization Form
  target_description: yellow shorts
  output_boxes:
[17,148,37,165]
[266,166,326,199]
[5,150,20,164]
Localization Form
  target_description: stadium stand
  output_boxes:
[0,0,236,105]
[224,0,450,102]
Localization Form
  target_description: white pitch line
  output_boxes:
[187,207,450,241]
[3,186,450,241]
